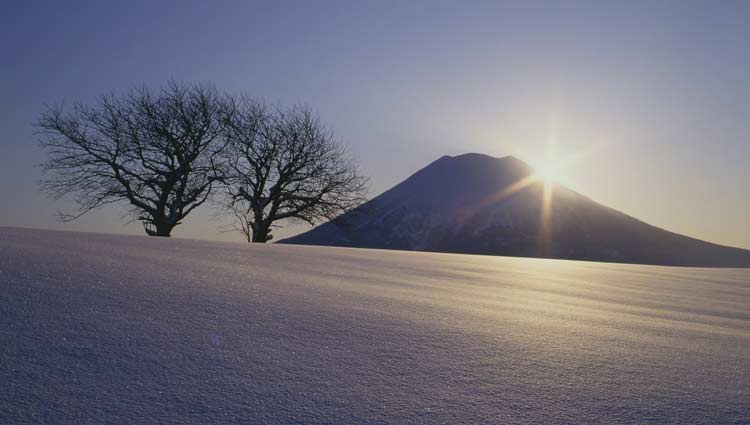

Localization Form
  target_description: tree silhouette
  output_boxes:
[217,99,367,242]
[37,82,230,236]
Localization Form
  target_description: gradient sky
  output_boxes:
[2,0,749,247]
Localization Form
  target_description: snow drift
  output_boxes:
[2,227,750,424]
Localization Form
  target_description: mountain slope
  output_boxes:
[281,153,750,267]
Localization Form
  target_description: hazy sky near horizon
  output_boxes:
[2,0,749,247]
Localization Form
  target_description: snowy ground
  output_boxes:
[1,227,749,424]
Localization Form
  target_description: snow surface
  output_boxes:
[2,227,750,424]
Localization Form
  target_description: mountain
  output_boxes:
[280,153,750,267]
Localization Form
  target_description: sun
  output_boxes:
[533,158,563,184]
[523,131,567,185]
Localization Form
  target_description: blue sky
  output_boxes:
[2,0,749,247]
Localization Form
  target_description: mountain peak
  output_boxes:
[436,152,527,164]
[423,153,535,183]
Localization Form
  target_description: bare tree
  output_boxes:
[37,82,229,236]
[217,99,367,242]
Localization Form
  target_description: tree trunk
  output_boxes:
[145,221,175,237]
[250,223,272,243]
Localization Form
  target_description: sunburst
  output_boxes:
[489,135,596,255]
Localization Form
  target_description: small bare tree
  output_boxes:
[217,99,367,242]
[37,82,229,236]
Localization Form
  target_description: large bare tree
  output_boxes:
[218,99,367,242]
[37,82,229,236]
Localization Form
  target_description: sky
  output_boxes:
[1,0,749,248]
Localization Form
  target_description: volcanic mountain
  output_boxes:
[280,153,750,267]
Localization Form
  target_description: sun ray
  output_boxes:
[470,173,540,215]
[539,179,553,256]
